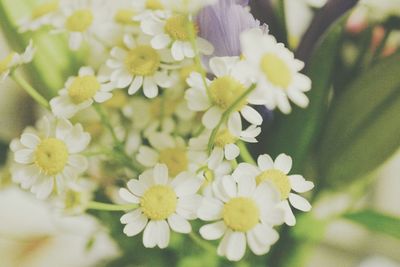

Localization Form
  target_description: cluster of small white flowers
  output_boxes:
[8,0,314,262]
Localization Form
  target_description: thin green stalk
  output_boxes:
[94,104,120,143]
[237,141,256,164]
[87,201,137,211]
[11,71,49,109]
[207,85,256,153]
[188,232,216,254]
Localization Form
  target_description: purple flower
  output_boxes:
[196,0,260,58]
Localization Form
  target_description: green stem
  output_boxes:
[94,104,119,143]
[188,232,216,254]
[207,85,256,153]
[11,71,49,109]
[87,201,137,211]
[237,141,256,164]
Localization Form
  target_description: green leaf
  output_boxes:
[318,52,400,188]
[344,210,400,239]
[266,19,343,172]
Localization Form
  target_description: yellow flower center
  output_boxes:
[149,97,177,118]
[68,75,100,104]
[34,138,69,175]
[159,147,188,177]
[114,9,137,25]
[104,90,127,109]
[66,9,93,32]
[260,53,292,89]
[64,189,83,210]
[32,1,59,19]
[164,15,196,41]
[146,0,164,10]
[223,197,260,232]
[125,45,160,76]
[140,185,177,220]
[214,129,238,147]
[209,76,247,110]
[256,169,291,200]
[0,53,15,74]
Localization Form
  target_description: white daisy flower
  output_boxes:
[198,174,284,261]
[107,34,175,98]
[51,0,112,50]
[185,57,263,130]
[18,0,61,32]
[137,132,200,177]
[10,116,90,199]
[54,179,94,214]
[0,40,35,82]
[241,153,315,226]
[139,11,213,61]
[119,164,202,248]
[50,66,114,119]
[159,0,217,13]
[240,28,312,114]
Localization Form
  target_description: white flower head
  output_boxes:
[252,153,315,225]
[0,40,35,82]
[119,164,202,248]
[10,116,90,199]
[51,0,112,50]
[139,11,213,61]
[18,0,61,32]
[185,56,263,130]
[198,174,284,261]
[107,34,175,98]
[241,28,312,114]
[50,66,115,119]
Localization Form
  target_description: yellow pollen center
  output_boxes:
[214,129,238,147]
[159,147,188,177]
[256,169,291,200]
[64,189,82,210]
[68,75,100,104]
[32,1,59,19]
[0,53,15,74]
[125,45,160,76]
[140,185,177,220]
[34,138,68,175]
[260,53,292,89]
[164,15,196,41]
[209,76,247,110]
[114,9,136,25]
[223,197,260,232]
[66,9,94,32]
[146,0,164,10]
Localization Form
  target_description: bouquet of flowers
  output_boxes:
[1,0,399,266]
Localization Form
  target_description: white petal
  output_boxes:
[128,75,143,95]
[240,106,263,125]
[143,77,158,98]
[151,34,171,49]
[289,175,314,193]
[153,164,169,184]
[221,175,237,198]
[202,107,222,129]
[156,220,170,248]
[208,147,224,170]
[176,194,202,220]
[236,175,256,197]
[288,89,309,108]
[14,149,34,164]
[168,214,191,233]
[257,154,274,170]
[120,209,142,224]
[119,188,140,203]
[143,221,158,248]
[35,178,54,200]
[225,231,246,261]
[137,146,159,167]
[199,221,227,240]
[127,179,146,197]
[289,193,311,212]
[279,200,296,226]
[247,224,278,255]
[123,214,148,237]
[185,88,210,111]
[197,197,223,221]
[171,41,184,61]
[231,163,260,182]
[20,133,40,149]
[67,154,88,173]
[224,144,240,160]
[274,154,292,174]
[227,112,242,137]
[174,177,202,197]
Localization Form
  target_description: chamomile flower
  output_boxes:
[51,0,111,50]
[10,116,90,199]
[139,11,213,61]
[54,180,94,214]
[107,34,174,98]
[119,164,202,248]
[0,40,35,82]
[50,66,115,119]
[18,0,61,32]
[198,175,284,261]
[137,132,199,177]
[249,153,314,225]
[240,28,312,114]
[185,56,262,130]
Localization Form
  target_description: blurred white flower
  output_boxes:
[0,40,35,82]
